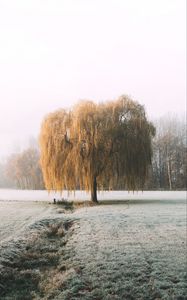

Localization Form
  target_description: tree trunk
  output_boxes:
[91,176,98,203]
[167,160,172,190]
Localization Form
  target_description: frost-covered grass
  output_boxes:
[0,201,59,244]
[55,200,186,299]
[0,218,75,299]
[0,195,186,299]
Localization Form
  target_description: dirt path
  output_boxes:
[58,200,186,299]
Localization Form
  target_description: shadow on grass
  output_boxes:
[71,199,186,206]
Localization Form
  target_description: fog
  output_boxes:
[0,0,186,158]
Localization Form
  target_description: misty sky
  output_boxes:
[0,0,186,158]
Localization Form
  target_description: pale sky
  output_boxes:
[0,0,186,158]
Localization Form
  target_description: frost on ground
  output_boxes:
[55,200,187,300]
[0,217,75,299]
[0,198,186,299]
[0,201,60,244]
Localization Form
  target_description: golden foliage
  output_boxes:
[39,96,155,199]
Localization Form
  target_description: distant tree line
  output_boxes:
[0,114,186,191]
[0,147,44,189]
[146,115,186,190]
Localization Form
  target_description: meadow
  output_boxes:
[0,190,186,299]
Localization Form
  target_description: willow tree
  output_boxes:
[39,96,155,203]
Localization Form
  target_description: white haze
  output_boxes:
[0,0,186,158]
[0,189,186,202]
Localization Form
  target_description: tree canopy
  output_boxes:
[39,96,155,202]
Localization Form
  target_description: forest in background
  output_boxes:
[0,115,186,191]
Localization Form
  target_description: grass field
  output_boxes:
[0,193,186,299]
